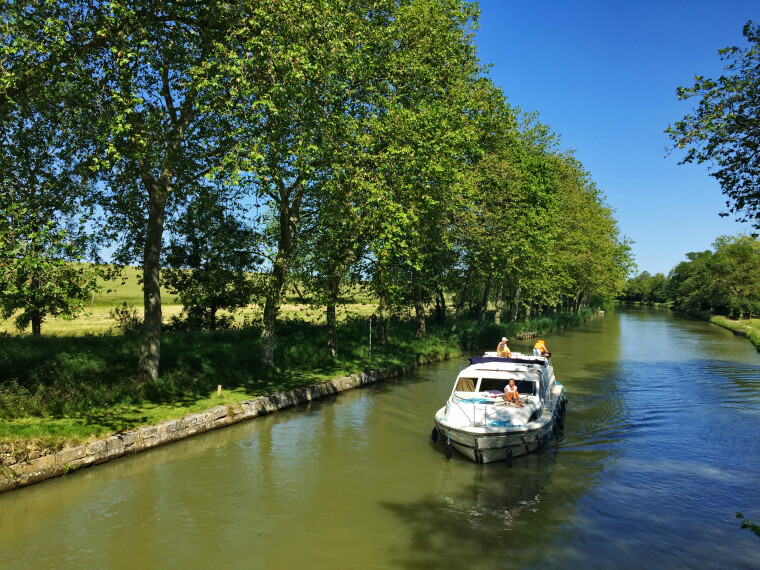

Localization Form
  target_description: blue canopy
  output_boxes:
[468,356,547,366]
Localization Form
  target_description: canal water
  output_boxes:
[1,307,760,568]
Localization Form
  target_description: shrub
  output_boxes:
[108,302,142,334]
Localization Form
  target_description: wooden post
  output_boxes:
[217,385,222,397]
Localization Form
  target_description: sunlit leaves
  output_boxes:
[0,202,101,333]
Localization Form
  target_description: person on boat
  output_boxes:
[533,339,549,356]
[504,379,523,406]
[497,337,511,358]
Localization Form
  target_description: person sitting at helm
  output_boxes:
[533,339,549,357]
[497,337,511,358]
[504,379,523,407]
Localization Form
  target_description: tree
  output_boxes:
[667,21,760,229]
[4,1,327,378]
[668,250,714,313]
[706,234,760,318]
[448,79,522,329]
[231,0,395,366]
[88,2,266,381]
[363,0,482,338]
[163,189,262,330]
[620,272,670,304]
[2,1,266,377]
[494,117,565,320]
[621,271,651,303]
[666,235,760,317]
[0,203,99,334]
[648,273,669,304]
[0,86,100,334]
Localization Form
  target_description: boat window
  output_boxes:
[479,378,508,392]
[518,381,537,395]
[454,377,476,392]
[479,378,536,395]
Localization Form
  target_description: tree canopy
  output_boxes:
[621,234,760,319]
[1,0,633,373]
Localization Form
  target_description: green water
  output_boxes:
[1,307,759,568]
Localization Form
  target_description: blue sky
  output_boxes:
[473,0,757,275]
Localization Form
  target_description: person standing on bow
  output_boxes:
[533,339,549,357]
[497,337,511,358]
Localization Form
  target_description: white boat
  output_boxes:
[432,352,567,465]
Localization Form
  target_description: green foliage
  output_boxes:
[737,512,760,539]
[0,202,101,334]
[625,234,760,320]
[108,302,142,334]
[163,189,262,330]
[620,271,670,304]
[2,0,634,373]
[667,235,760,317]
[0,335,141,419]
[0,73,102,334]
[667,21,760,229]
[708,235,760,317]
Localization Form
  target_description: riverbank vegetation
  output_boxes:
[0,306,601,451]
[619,234,760,348]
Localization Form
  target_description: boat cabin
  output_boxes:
[451,354,554,401]
[453,375,537,396]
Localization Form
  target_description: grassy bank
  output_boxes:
[0,306,601,453]
[709,315,760,350]
[661,305,760,350]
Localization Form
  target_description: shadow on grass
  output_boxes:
[0,319,435,418]
[82,408,151,434]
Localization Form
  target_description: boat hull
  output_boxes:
[433,387,567,464]
[434,418,562,464]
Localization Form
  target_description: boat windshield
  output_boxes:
[454,377,477,392]
[480,377,536,395]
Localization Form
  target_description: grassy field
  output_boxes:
[0,266,377,335]
[0,266,175,335]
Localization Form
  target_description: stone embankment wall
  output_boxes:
[1,369,390,494]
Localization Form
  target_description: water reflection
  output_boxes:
[382,450,559,567]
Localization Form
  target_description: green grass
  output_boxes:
[710,315,760,350]
[93,265,158,308]
[0,388,255,451]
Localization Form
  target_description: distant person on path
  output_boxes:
[533,339,549,356]
[504,379,523,406]
[497,337,511,358]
